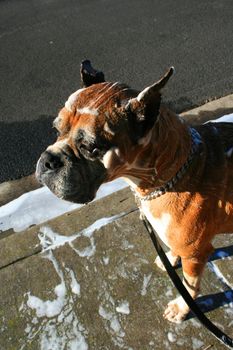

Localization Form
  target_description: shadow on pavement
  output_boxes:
[0,115,57,183]
[184,245,233,320]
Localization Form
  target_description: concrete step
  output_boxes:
[0,188,233,349]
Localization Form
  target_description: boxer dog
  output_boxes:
[36,60,233,323]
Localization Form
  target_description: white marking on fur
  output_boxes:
[53,115,62,129]
[102,150,113,169]
[47,139,68,153]
[102,148,120,169]
[141,203,171,247]
[77,107,99,116]
[65,88,85,112]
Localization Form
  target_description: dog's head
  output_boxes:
[36,60,174,203]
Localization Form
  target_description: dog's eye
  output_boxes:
[91,148,100,157]
[79,144,100,158]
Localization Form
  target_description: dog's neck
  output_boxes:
[122,106,192,196]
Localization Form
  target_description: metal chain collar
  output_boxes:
[132,128,202,202]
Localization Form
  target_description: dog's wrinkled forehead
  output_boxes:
[52,60,174,146]
[65,82,130,113]
[53,82,135,135]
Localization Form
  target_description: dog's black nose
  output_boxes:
[40,151,64,171]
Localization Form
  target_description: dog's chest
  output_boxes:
[141,201,172,247]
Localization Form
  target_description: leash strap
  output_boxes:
[142,217,233,349]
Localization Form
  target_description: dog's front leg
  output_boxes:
[163,253,210,323]
[155,250,180,271]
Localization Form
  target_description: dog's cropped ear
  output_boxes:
[125,67,174,142]
[80,60,105,87]
[137,66,174,103]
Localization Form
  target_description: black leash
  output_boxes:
[142,217,233,349]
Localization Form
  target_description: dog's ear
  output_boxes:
[125,67,174,142]
[80,60,105,87]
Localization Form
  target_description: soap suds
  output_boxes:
[116,301,130,315]
[141,273,152,296]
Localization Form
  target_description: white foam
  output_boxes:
[38,226,76,252]
[65,88,85,112]
[191,337,204,349]
[141,273,152,296]
[70,238,96,258]
[76,107,99,116]
[208,261,233,289]
[167,331,177,343]
[99,305,125,338]
[121,239,134,250]
[207,112,233,123]
[98,285,127,347]
[21,250,89,350]
[38,212,126,260]
[26,283,66,318]
[0,178,127,233]
[116,301,130,315]
[26,250,66,318]
[103,256,110,265]
[165,288,173,297]
[40,323,88,350]
[66,268,81,296]
[0,186,80,233]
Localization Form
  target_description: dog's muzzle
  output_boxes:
[36,149,107,204]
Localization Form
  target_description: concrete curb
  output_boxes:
[181,93,233,124]
[0,173,41,207]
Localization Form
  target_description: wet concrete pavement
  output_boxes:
[0,188,233,349]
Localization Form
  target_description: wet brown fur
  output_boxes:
[38,67,233,322]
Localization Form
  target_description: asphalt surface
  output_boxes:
[0,0,233,183]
